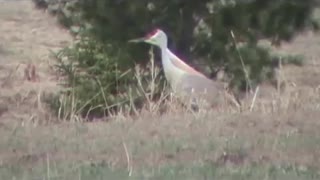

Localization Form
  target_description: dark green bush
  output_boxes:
[51,35,167,119]
[55,38,131,118]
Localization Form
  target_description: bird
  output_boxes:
[129,28,240,110]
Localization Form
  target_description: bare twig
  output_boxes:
[250,86,260,112]
[230,30,253,94]
[277,57,283,95]
[46,153,51,180]
[122,141,132,176]
[149,46,155,101]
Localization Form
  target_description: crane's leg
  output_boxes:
[190,97,200,112]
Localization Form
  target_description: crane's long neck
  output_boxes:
[159,46,185,91]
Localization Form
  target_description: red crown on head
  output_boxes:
[146,28,160,38]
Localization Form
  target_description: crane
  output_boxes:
[129,28,240,110]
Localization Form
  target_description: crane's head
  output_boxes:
[129,28,168,48]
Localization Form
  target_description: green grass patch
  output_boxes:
[1,160,319,180]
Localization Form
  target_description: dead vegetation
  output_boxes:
[0,0,72,124]
[1,0,320,179]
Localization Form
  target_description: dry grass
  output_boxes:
[1,1,320,179]
[0,0,72,124]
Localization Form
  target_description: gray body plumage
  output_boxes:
[176,73,229,108]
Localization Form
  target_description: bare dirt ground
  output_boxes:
[1,0,320,179]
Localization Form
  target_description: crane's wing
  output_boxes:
[176,74,240,108]
[166,49,241,108]
[177,73,226,94]
[167,49,206,78]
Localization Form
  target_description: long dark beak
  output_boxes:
[128,37,147,43]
